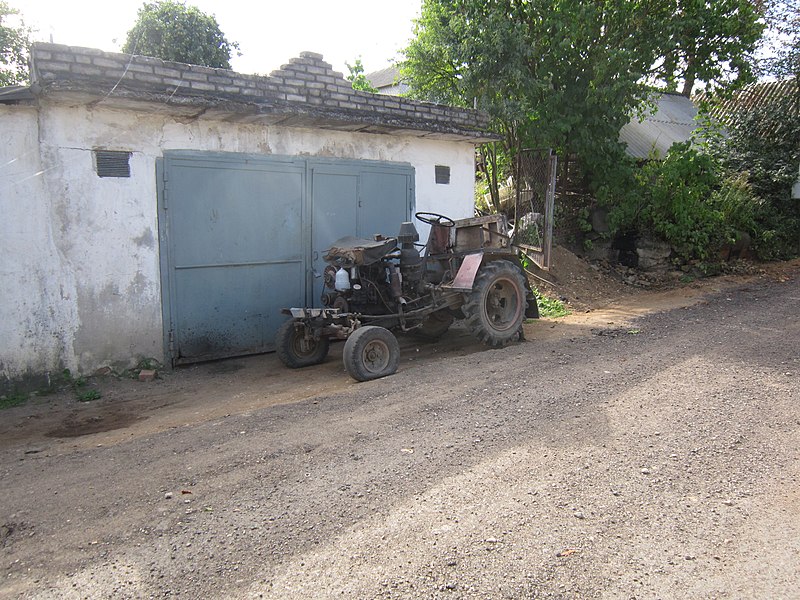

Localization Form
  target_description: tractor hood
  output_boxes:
[324,236,398,267]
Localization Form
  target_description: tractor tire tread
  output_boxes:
[275,320,330,368]
[343,326,400,382]
[462,260,527,348]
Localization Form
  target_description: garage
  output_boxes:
[2,43,496,385]
[158,152,414,364]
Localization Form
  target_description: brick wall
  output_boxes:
[30,43,495,138]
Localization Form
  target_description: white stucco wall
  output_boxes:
[1,105,77,383]
[1,100,476,384]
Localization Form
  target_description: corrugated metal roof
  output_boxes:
[695,78,798,121]
[619,92,698,159]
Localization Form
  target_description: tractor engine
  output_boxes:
[397,221,422,289]
[320,221,428,315]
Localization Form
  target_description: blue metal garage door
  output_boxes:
[310,163,413,303]
[158,152,413,365]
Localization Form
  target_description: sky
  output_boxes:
[11,0,422,76]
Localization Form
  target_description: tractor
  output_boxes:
[276,212,539,381]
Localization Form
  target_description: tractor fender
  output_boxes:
[449,252,484,291]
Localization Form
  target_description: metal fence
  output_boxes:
[513,149,557,270]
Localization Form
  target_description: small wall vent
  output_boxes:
[94,150,132,178]
[435,165,451,185]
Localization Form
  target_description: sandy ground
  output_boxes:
[1,251,798,599]
[1,251,793,451]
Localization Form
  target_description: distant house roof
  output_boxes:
[695,78,799,200]
[619,92,698,159]
[366,66,410,96]
[15,43,500,143]
[695,78,799,121]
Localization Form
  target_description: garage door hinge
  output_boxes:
[168,330,175,353]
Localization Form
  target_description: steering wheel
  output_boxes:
[415,211,455,228]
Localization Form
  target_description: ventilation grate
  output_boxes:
[94,150,131,178]
[435,165,451,185]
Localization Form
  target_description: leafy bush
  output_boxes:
[609,142,725,262]
[0,392,28,410]
[596,83,799,264]
[710,92,800,260]
[533,289,570,318]
[708,173,759,237]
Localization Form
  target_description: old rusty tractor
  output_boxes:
[276,212,539,381]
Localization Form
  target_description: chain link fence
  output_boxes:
[513,149,557,269]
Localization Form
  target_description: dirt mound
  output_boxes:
[526,245,636,311]
[526,245,798,313]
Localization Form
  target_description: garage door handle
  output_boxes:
[313,251,319,261]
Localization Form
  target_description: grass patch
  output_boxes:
[2,368,104,408]
[63,369,102,401]
[77,389,102,402]
[0,392,28,410]
[534,289,570,318]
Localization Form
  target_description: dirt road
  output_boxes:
[1,265,799,599]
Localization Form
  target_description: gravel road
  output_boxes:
[1,271,798,599]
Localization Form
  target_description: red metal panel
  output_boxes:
[448,252,483,291]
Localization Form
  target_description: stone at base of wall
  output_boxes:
[636,235,673,271]
[138,369,158,382]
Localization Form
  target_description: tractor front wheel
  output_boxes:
[463,260,527,348]
[343,326,400,382]
[276,320,330,368]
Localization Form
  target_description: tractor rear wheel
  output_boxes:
[276,320,330,368]
[343,326,400,381]
[463,260,527,348]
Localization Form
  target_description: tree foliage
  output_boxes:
[401,0,765,211]
[0,1,31,86]
[656,0,764,97]
[710,90,800,259]
[122,1,239,69]
[346,58,378,93]
[402,0,669,211]
[403,0,659,149]
[757,0,800,79]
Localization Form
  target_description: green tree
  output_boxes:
[122,0,239,69]
[757,0,799,79]
[0,1,31,86]
[346,58,378,93]
[656,0,764,97]
[401,0,669,209]
[402,1,768,187]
